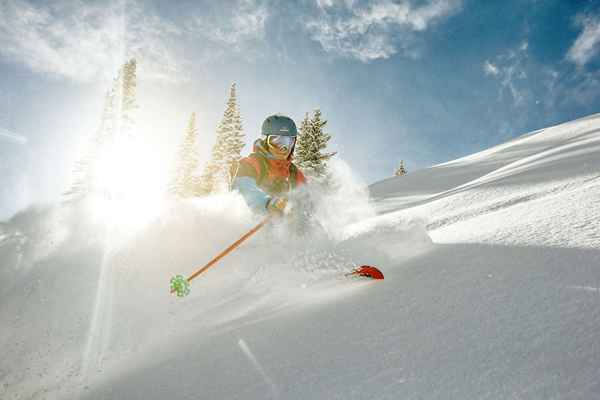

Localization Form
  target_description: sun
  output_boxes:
[89,136,168,230]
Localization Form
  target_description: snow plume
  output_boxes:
[0,206,69,290]
[301,157,377,241]
[0,170,431,397]
[280,157,430,273]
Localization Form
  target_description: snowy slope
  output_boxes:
[371,113,600,248]
[2,114,600,399]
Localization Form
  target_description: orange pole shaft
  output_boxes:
[185,216,270,284]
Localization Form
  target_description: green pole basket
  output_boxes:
[170,275,190,297]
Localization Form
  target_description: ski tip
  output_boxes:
[349,265,384,280]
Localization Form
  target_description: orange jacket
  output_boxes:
[234,139,306,196]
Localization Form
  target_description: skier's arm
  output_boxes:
[232,177,271,213]
[231,157,271,212]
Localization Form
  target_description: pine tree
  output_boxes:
[395,160,407,176]
[199,83,245,194]
[295,109,336,184]
[63,59,138,201]
[63,90,115,201]
[114,58,138,139]
[170,113,201,197]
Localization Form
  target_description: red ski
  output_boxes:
[346,265,384,280]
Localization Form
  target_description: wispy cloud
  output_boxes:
[305,0,462,62]
[0,127,27,144]
[558,69,600,107]
[483,60,499,76]
[0,0,187,83]
[567,14,600,67]
[484,41,530,106]
[0,0,275,82]
[190,0,269,48]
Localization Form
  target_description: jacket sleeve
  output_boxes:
[232,177,271,213]
[231,157,271,213]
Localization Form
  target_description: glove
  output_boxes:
[267,196,288,214]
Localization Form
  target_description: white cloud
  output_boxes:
[484,60,499,76]
[567,14,600,67]
[0,0,461,78]
[0,0,274,83]
[484,42,529,106]
[316,0,335,9]
[0,0,187,83]
[306,0,462,62]
[190,0,269,49]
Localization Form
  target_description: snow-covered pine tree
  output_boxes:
[295,109,336,184]
[197,160,216,195]
[199,83,245,194]
[63,89,115,202]
[297,112,310,151]
[170,113,201,197]
[395,160,407,176]
[295,113,312,173]
[63,59,138,202]
[115,58,137,138]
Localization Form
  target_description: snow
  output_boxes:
[2,114,600,399]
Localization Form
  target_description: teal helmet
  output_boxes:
[261,115,297,137]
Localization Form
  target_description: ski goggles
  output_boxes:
[267,135,296,151]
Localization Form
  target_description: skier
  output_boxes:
[169,115,384,298]
[231,114,306,214]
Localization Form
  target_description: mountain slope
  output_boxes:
[371,113,600,248]
[2,114,600,399]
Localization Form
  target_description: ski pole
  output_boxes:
[170,215,271,297]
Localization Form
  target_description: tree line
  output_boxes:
[64,59,335,202]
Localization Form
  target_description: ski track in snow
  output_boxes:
[2,114,600,399]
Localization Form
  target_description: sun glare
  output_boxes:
[89,137,167,230]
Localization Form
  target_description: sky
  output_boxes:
[1,0,600,220]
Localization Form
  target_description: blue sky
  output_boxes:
[1,0,600,219]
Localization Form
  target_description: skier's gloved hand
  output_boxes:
[267,196,288,214]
